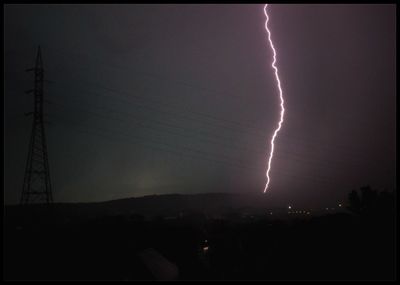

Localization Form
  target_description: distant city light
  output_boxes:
[203,246,209,252]
[288,206,292,209]
[339,204,342,207]
[326,208,329,210]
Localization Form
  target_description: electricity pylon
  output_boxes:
[20,46,53,205]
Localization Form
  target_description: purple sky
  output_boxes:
[4,4,396,206]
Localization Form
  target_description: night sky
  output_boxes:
[4,4,396,206]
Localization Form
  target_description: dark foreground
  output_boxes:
[4,205,395,281]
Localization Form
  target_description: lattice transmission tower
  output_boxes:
[20,46,53,205]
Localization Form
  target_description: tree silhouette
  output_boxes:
[347,185,394,218]
[348,189,362,214]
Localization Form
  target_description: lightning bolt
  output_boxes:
[263,4,285,193]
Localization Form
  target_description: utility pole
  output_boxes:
[20,46,53,205]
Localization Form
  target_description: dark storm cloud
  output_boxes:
[4,4,396,206]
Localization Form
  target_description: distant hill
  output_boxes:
[5,192,287,223]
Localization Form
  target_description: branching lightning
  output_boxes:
[263,4,285,193]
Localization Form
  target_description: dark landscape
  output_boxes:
[5,188,395,280]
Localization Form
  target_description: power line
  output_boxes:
[50,114,352,187]
[48,101,371,186]
[10,46,390,163]
[47,78,378,164]
[43,45,393,133]
[8,46,394,133]
[50,114,258,172]
[49,99,359,173]
[11,48,392,185]
[48,89,388,173]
